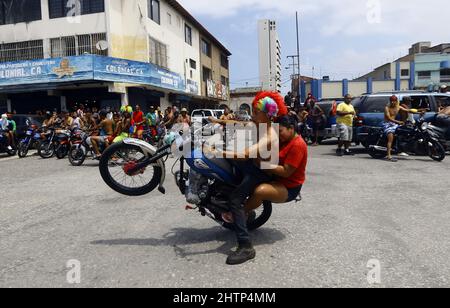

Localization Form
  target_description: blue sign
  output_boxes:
[0,56,94,87]
[0,55,186,92]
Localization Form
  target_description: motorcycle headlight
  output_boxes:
[421,122,429,131]
[163,132,177,146]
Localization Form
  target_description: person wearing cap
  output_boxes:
[146,106,159,137]
[383,95,420,162]
[440,85,448,94]
[177,108,191,126]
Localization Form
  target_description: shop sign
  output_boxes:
[207,80,229,101]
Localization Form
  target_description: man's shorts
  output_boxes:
[337,123,353,142]
[382,122,399,136]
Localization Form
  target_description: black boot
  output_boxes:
[226,242,256,265]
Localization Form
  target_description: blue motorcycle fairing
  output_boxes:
[185,149,241,186]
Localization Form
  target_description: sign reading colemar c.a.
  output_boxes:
[0,55,186,93]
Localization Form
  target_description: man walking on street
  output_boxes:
[336,94,356,156]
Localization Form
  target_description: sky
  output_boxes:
[178,0,450,95]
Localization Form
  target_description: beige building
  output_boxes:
[199,34,231,104]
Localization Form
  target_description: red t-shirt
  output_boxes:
[132,111,144,131]
[277,135,308,188]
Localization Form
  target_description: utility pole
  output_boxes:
[296,12,301,101]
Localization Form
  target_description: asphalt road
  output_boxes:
[0,144,449,288]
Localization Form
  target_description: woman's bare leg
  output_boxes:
[245,183,289,214]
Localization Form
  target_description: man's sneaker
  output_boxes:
[344,149,355,156]
[226,243,256,265]
[398,152,409,157]
[7,146,13,151]
[336,149,344,157]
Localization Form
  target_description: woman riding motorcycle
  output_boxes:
[207,91,288,265]
[244,115,307,215]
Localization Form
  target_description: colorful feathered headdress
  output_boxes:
[252,91,288,118]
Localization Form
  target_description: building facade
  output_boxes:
[257,19,281,92]
[0,0,231,114]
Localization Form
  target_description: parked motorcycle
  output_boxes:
[0,129,16,156]
[367,116,446,161]
[18,122,42,158]
[98,128,275,231]
[68,130,107,166]
[38,128,71,159]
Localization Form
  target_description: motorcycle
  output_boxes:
[367,116,446,161]
[38,128,70,159]
[98,127,275,231]
[68,130,106,166]
[431,114,450,151]
[0,129,16,156]
[17,122,42,158]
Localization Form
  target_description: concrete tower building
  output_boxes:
[257,19,281,92]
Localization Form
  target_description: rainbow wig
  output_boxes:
[252,91,288,118]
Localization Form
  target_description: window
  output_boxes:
[48,0,104,19]
[221,76,228,86]
[0,40,44,62]
[0,0,42,25]
[220,54,229,69]
[418,71,431,79]
[189,59,196,70]
[401,69,409,77]
[436,96,450,107]
[149,36,168,69]
[441,69,450,82]
[50,33,107,58]
[201,39,211,57]
[185,25,192,46]
[410,96,430,110]
[360,97,390,113]
[202,66,211,83]
[148,0,160,24]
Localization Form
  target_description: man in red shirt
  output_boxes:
[245,115,307,214]
[132,105,145,139]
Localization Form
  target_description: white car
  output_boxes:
[191,109,224,136]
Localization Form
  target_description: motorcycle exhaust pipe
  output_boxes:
[369,145,388,152]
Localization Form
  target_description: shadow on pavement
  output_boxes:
[91,227,286,258]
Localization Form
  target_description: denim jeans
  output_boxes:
[229,160,273,245]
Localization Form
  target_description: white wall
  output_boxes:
[0,0,106,43]
[322,82,342,99]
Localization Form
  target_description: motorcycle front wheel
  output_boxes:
[427,140,446,162]
[38,142,55,159]
[220,201,273,231]
[18,141,29,158]
[99,142,163,196]
[69,145,86,166]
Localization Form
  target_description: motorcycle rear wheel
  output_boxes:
[99,142,163,196]
[220,201,273,231]
[56,144,70,159]
[427,140,446,162]
[368,147,387,159]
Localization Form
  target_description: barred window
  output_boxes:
[0,40,44,62]
[50,33,107,58]
[48,0,104,19]
[0,0,42,25]
[149,37,168,69]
